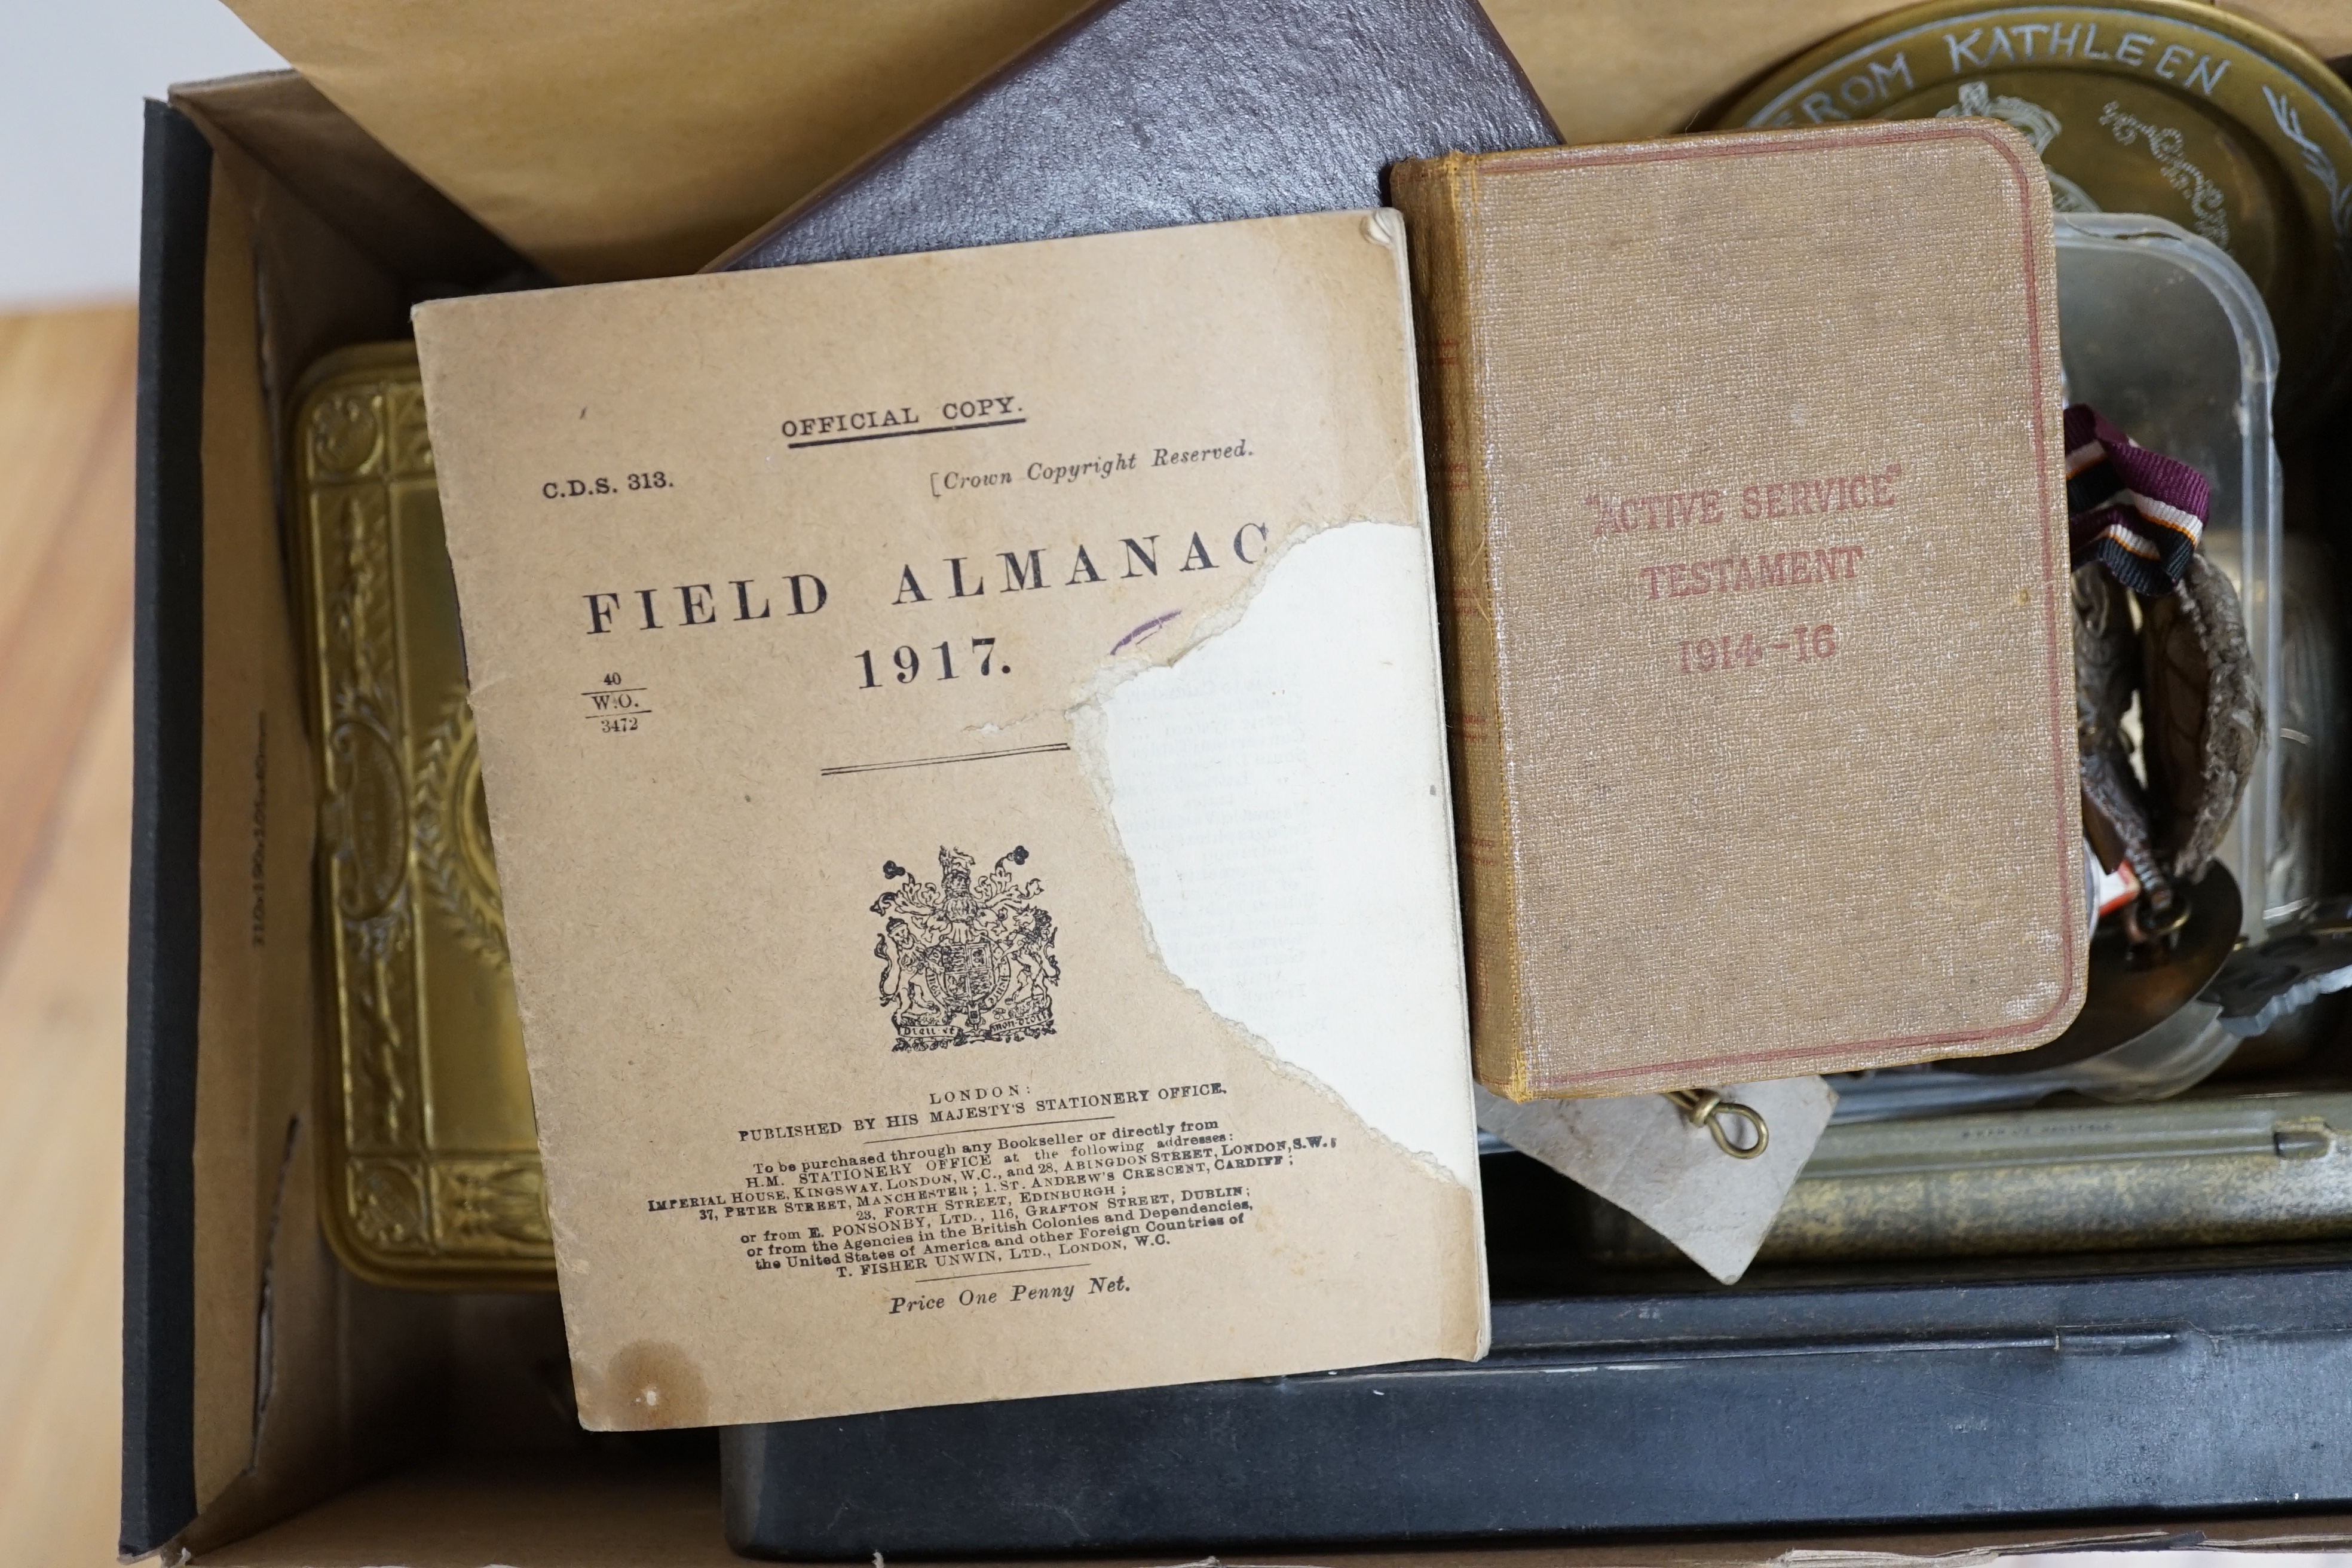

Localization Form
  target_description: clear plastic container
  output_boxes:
[2053,212,2284,932]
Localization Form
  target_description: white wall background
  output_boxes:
[1,0,283,310]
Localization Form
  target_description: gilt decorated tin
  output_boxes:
[293,341,552,1288]
[1714,0,2352,426]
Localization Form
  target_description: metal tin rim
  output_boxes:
[1713,0,2352,131]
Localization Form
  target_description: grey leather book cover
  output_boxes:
[709,0,1557,272]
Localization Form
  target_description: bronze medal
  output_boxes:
[1714,0,2352,427]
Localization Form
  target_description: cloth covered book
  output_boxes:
[412,209,1484,1427]
[1392,121,2085,1099]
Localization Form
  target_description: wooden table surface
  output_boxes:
[0,304,140,1568]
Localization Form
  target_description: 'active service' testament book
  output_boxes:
[414,210,1485,1428]
[1393,122,2085,1100]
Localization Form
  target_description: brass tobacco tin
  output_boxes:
[293,341,553,1289]
[1715,0,2352,427]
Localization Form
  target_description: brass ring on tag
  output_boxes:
[1664,1089,1771,1159]
[2126,893,2196,948]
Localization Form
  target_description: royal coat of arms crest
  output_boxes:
[872,846,1060,1051]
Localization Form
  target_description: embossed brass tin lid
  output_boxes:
[1713,0,2352,428]
[292,341,553,1289]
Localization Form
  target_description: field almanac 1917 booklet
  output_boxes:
[414,210,1487,1428]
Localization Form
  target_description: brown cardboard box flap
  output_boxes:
[212,0,1906,283]
[214,0,1099,282]
[213,0,2350,287]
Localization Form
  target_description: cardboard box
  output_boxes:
[123,7,2352,1561]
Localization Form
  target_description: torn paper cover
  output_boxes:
[1477,1078,1837,1284]
[413,209,1486,1428]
